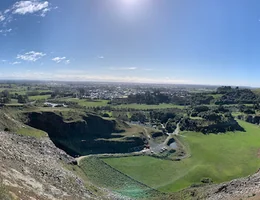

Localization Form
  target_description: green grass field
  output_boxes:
[56,98,109,107]
[29,94,51,101]
[103,120,260,193]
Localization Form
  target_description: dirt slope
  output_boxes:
[0,131,95,200]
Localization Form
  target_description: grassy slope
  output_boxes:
[103,120,260,192]
[16,126,47,138]
[79,156,161,199]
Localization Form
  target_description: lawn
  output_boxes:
[103,120,260,192]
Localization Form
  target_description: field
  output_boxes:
[103,120,260,192]
[29,94,51,101]
[56,98,109,107]
[79,156,161,199]
[55,98,187,110]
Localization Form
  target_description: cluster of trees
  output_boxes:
[216,86,234,94]
[0,90,11,104]
[112,91,216,106]
[130,112,147,123]
[149,110,179,123]
[51,89,74,98]
[191,106,210,116]
[127,91,170,105]
[190,94,214,105]
[0,90,30,104]
[27,90,52,96]
[215,87,258,104]
[238,104,255,114]
[180,115,244,134]
[129,110,182,125]
[17,95,29,103]
[238,115,260,125]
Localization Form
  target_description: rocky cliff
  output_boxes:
[24,111,145,156]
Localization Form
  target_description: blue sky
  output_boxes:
[1,0,260,86]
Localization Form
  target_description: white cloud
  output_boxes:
[109,67,138,70]
[12,1,50,16]
[0,13,5,22]
[10,61,21,65]
[98,56,104,59]
[52,56,66,63]
[52,57,70,64]
[17,51,46,62]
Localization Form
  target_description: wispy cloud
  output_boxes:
[109,67,138,70]
[0,28,12,36]
[52,56,70,64]
[0,13,5,22]
[17,51,46,62]
[98,56,104,59]
[0,28,12,33]
[52,56,66,63]
[10,61,21,65]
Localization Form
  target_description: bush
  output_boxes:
[102,113,110,118]
[200,177,213,184]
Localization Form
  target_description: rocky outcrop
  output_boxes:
[0,131,96,200]
[205,170,260,200]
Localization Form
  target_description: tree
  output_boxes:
[130,112,147,123]
[0,90,11,104]
[17,95,29,103]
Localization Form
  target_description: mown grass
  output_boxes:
[103,120,260,193]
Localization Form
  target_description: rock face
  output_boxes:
[25,112,145,156]
[205,170,260,200]
[0,131,94,200]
